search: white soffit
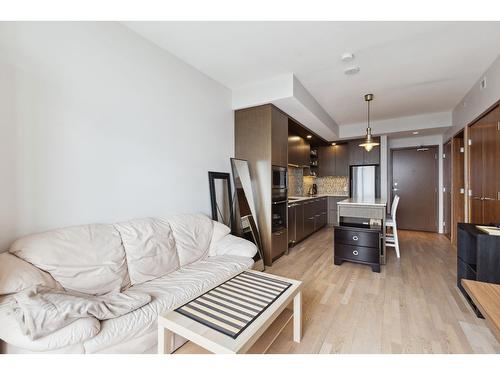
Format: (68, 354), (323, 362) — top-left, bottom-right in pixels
(339, 111), (452, 139)
(232, 74), (339, 140)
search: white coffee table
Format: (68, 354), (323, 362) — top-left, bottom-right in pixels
(158, 270), (302, 354)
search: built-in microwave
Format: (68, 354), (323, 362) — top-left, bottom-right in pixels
(272, 166), (287, 189)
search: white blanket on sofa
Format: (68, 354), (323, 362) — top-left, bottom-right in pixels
(10, 287), (151, 340)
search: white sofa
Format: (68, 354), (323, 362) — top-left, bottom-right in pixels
(0, 214), (257, 354)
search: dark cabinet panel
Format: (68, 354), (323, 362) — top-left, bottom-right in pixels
(348, 138), (380, 166)
(318, 146), (336, 176)
(335, 143), (349, 176)
(271, 228), (288, 260)
(288, 134), (310, 167)
(271, 108), (288, 167)
(349, 140), (365, 166)
(296, 202), (304, 241)
(318, 143), (349, 177)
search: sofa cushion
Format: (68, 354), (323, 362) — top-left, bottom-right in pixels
(83, 255), (253, 353)
(208, 221), (231, 256)
(168, 214), (213, 267)
(0, 253), (62, 295)
(210, 234), (258, 258)
(0, 295), (100, 352)
(9, 224), (128, 295)
(114, 218), (180, 285)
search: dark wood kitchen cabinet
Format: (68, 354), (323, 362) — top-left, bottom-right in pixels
(317, 143), (349, 177)
(288, 133), (310, 167)
(303, 200), (316, 237)
(271, 108), (288, 167)
(348, 138), (380, 166)
(289, 197), (328, 247)
(318, 146), (336, 176)
(335, 143), (349, 176)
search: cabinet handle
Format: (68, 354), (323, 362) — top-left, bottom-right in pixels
(352, 250), (359, 256)
(352, 235), (359, 241)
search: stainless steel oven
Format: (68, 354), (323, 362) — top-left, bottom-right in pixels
(272, 166), (287, 189)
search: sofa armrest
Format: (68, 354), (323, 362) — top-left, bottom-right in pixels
(209, 234), (257, 258)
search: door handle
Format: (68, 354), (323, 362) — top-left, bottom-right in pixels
(483, 197), (495, 201)
(392, 188), (399, 191)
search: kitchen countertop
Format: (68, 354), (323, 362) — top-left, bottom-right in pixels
(337, 198), (387, 206)
(288, 194), (348, 203)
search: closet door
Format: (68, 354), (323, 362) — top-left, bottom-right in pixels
(469, 122), (484, 224)
(482, 106), (500, 224)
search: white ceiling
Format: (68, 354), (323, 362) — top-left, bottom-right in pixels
(125, 21), (500, 127)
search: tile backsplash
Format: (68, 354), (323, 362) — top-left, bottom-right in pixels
(288, 167), (349, 196)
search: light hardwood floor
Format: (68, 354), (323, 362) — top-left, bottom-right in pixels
(176, 228), (500, 354)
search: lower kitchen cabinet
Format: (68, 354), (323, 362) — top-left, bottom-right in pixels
(327, 196), (347, 226)
(288, 196), (327, 247)
(271, 228), (288, 260)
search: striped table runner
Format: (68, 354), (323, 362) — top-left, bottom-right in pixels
(175, 271), (291, 339)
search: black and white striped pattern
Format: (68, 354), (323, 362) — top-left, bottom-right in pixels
(175, 271), (291, 338)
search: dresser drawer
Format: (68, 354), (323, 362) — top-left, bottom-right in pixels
(334, 243), (380, 264)
(334, 228), (380, 248)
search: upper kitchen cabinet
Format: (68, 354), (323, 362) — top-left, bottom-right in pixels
(318, 145), (336, 176)
(348, 138), (380, 165)
(271, 107), (288, 167)
(317, 143), (349, 177)
(288, 133), (310, 167)
(334, 143), (349, 176)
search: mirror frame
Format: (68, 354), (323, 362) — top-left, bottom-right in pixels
(208, 171), (235, 232)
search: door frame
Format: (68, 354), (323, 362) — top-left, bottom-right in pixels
(389, 145), (439, 232)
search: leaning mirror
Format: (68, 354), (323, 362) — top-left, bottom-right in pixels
(230, 158), (265, 271)
(208, 171), (235, 231)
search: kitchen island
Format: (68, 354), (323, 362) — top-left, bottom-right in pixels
(335, 198), (388, 269)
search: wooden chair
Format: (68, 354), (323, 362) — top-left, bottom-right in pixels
(385, 195), (400, 258)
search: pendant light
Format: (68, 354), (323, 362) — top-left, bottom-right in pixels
(359, 93), (379, 152)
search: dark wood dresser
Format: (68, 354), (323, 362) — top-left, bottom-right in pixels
(333, 224), (382, 273)
(457, 223), (500, 318)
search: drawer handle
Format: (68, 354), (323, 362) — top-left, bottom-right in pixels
(352, 235), (359, 241)
(352, 250), (359, 256)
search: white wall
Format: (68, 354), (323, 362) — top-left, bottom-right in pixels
(446, 53), (500, 140)
(0, 22), (233, 251)
(387, 134), (444, 234)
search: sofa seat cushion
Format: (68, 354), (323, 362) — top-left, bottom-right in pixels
(9, 224), (128, 295)
(0, 253), (63, 295)
(83, 255), (253, 353)
(168, 214), (213, 267)
(114, 218), (180, 285)
(0, 295), (100, 352)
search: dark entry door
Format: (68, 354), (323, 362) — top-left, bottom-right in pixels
(391, 146), (438, 232)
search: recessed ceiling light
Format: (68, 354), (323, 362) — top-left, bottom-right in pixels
(341, 52), (355, 62)
(344, 66), (360, 75)
(331, 142), (337, 146)
(306, 135), (312, 139)
(412, 131), (419, 135)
